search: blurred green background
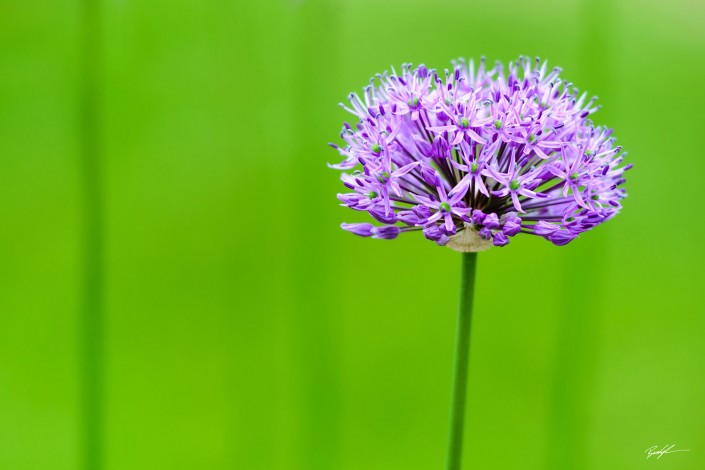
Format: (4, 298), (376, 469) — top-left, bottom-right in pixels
(1, 0), (705, 469)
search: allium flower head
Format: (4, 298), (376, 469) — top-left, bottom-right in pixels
(331, 57), (631, 251)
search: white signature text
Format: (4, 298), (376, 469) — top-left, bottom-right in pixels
(645, 444), (689, 460)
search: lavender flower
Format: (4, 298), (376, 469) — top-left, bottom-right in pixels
(331, 57), (630, 251)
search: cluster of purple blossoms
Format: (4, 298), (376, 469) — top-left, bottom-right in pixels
(331, 57), (630, 251)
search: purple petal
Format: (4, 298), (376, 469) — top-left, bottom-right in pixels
(478, 227), (493, 240)
(471, 209), (486, 225)
(492, 231), (510, 247)
(373, 226), (401, 239)
(533, 220), (560, 236)
(369, 208), (397, 224)
(483, 213), (500, 230)
(341, 223), (374, 237)
(423, 225), (444, 241)
(548, 230), (576, 246)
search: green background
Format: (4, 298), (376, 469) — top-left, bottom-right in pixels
(1, 0), (704, 469)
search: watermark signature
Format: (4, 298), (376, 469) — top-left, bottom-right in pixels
(645, 444), (689, 460)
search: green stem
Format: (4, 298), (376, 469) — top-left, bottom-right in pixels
(445, 252), (478, 470)
(80, 0), (103, 468)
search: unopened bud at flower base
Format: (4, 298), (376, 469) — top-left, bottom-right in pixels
(471, 209), (486, 225)
(483, 213), (500, 230)
(492, 231), (509, 247)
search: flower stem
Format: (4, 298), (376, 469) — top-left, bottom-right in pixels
(80, 0), (104, 468)
(445, 252), (478, 470)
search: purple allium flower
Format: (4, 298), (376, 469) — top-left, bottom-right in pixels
(332, 57), (630, 250)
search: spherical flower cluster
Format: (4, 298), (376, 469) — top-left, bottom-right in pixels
(330, 57), (630, 251)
